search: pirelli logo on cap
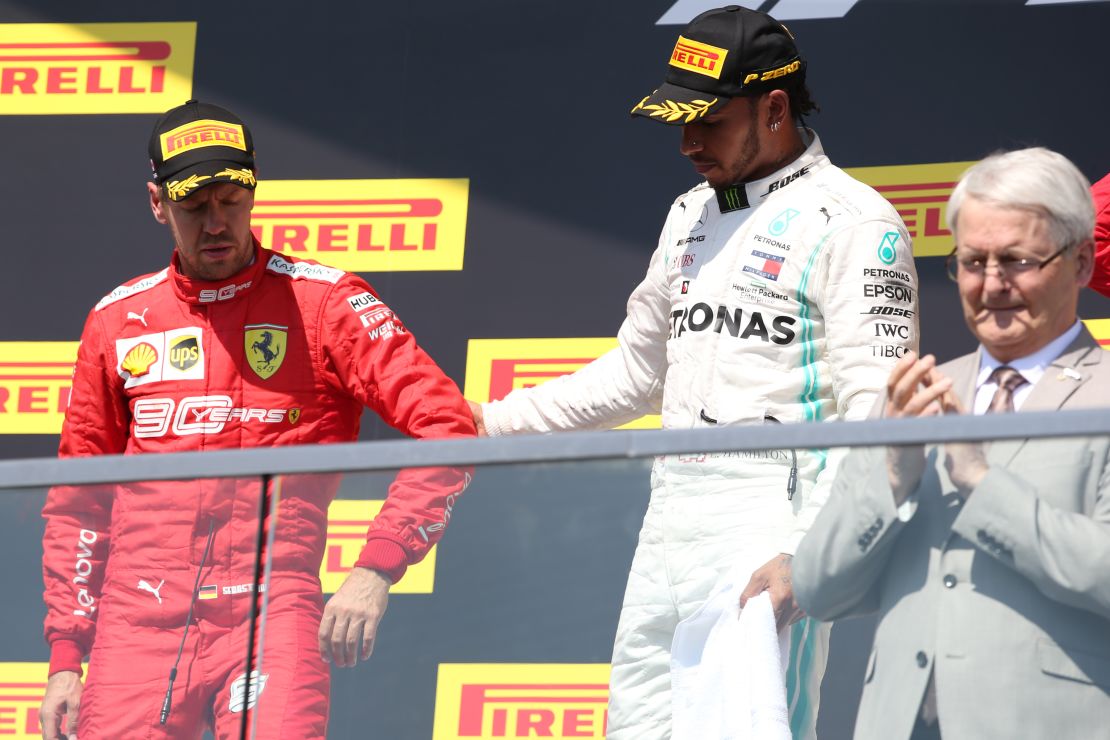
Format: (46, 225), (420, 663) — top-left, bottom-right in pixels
(845, 161), (975, 257)
(0, 22), (195, 115)
(321, 499), (435, 594)
(433, 664), (610, 739)
(1083, 319), (1110, 350)
(160, 119), (246, 160)
(463, 338), (660, 430)
(669, 35), (727, 79)
(250, 179), (470, 272)
(0, 342), (77, 435)
(0, 662), (84, 736)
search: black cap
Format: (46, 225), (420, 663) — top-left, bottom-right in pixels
(148, 100), (257, 201)
(631, 5), (805, 125)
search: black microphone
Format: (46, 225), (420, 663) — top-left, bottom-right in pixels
(159, 667), (177, 725)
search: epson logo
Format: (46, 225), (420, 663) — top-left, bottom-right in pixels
(863, 283), (915, 303)
(669, 303), (796, 345)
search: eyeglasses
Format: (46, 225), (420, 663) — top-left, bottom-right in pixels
(944, 244), (1071, 282)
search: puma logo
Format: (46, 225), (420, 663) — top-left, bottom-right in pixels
(127, 308), (150, 327)
(137, 579), (164, 604)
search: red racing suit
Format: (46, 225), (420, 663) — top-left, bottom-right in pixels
(1092, 172), (1110, 298)
(41, 243), (474, 738)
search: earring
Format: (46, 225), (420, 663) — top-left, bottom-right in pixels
(770, 121), (781, 133)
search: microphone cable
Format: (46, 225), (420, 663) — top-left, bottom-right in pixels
(159, 518), (216, 725)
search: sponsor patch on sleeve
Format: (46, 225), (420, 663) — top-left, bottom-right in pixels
(265, 254), (343, 284)
(95, 269), (170, 311)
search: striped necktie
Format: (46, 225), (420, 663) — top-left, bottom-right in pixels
(986, 365), (1029, 414)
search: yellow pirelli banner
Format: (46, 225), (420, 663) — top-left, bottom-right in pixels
(250, 178), (470, 272)
(434, 664), (610, 739)
(1084, 318), (1110, 350)
(0, 23), (195, 114)
(845, 161), (976, 258)
(320, 499), (435, 594)
(0, 663), (74, 737)
(463, 338), (660, 430)
(0, 342), (77, 434)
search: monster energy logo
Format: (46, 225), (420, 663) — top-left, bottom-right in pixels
(716, 185), (749, 213)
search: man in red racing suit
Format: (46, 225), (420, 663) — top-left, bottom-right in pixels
(39, 101), (475, 739)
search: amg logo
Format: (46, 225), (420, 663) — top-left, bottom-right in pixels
(669, 303), (796, 345)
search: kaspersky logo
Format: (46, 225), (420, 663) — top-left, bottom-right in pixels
(433, 664), (610, 739)
(0, 23), (195, 114)
(657, 0), (1107, 24)
(463, 338), (660, 430)
(0, 342), (77, 434)
(250, 178), (469, 272)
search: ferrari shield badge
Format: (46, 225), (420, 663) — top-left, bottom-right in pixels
(244, 324), (287, 380)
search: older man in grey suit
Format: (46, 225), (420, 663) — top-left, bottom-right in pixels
(792, 147), (1110, 740)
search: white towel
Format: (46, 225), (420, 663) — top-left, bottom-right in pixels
(671, 567), (792, 740)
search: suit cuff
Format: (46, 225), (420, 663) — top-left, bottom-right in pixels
(48, 640), (85, 678)
(481, 402), (511, 437)
(355, 536), (409, 583)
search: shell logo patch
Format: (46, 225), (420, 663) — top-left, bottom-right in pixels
(121, 342), (158, 378)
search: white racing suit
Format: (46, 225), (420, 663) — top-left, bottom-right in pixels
(483, 130), (918, 739)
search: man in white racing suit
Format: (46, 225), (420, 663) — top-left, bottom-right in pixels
(474, 7), (918, 738)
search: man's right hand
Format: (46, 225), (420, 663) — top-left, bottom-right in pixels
(883, 352), (953, 505)
(40, 670), (82, 740)
(467, 400), (487, 437)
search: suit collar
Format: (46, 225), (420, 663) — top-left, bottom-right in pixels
(987, 326), (1102, 465)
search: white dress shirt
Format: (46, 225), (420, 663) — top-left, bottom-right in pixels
(972, 320), (1082, 415)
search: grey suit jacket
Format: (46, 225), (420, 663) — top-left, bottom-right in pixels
(793, 327), (1110, 740)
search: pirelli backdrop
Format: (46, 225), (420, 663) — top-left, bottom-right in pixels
(0, 1), (1108, 738)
